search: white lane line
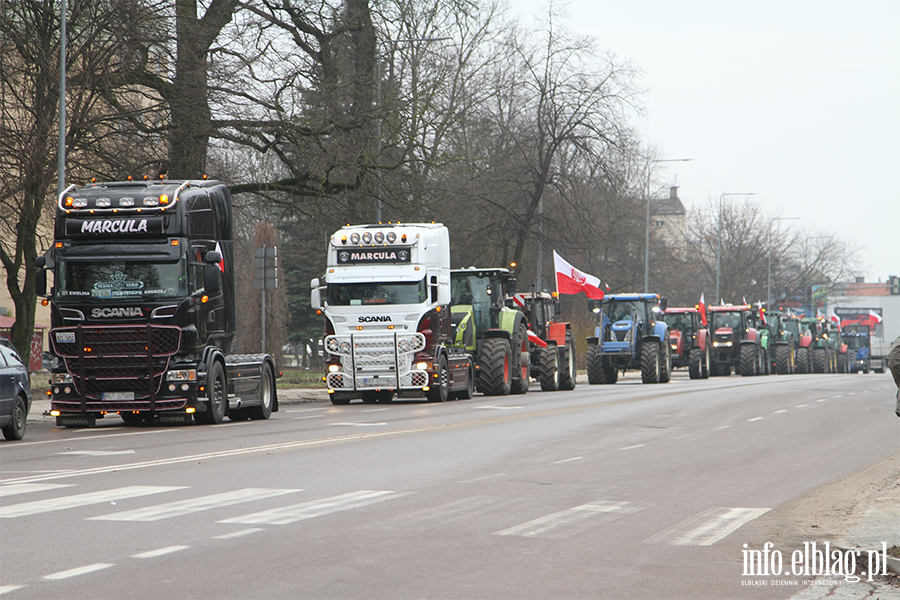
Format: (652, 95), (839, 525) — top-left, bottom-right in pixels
(748, 417), (764, 422)
(362, 408), (390, 413)
(795, 404), (807, 408)
(552, 456), (584, 464)
(331, 422), (387, 427)
(0, 586), (26, 596)
(90, 488), (301, 522)
(285, 407), (330, 413)
(475, 405), (522, 410)
(72, 428), (123, 433)
(213, 528), (264, 540)
(773, 410), (787, 414)
(833, 395), (843, 398)
(494, 501), (644, 539)
(0, 486), (186, 518)
(43, 563), (114, 580)
(8, 429), (178, 448)
(292, 415), (324, 420)
(714, 425), (731, 430)
(219, 490), (409, 526)
(816, 399), (827, 403)
(645, 507), (770, 546)
(132, 545), (189, 559)
(57, 450), (136, 456)
(619, 444), (646, 451)
(0, 483), (74, 498)
(848, 392), (857, 396)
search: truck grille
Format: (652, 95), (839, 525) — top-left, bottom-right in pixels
(51, 324), (181, 401)
(325, 332), (427, 390)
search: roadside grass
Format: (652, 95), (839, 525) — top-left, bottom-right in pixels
(278, 367), (326, 389)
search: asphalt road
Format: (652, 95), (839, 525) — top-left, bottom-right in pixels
(1, 372), (898, 600)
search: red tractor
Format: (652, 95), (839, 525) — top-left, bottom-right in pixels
(507, 292), (577, 391)
(707, 304), (766, 376)
(662, 307), (710, 379)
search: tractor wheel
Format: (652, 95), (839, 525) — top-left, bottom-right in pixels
(539, 345), (560, 391)
(558, 331), (577, 390)
(688, 348), (702, 379)
(740, 344), (757, 376)
(586, 344), (603, 384)
(775, 344), (790, 374)
(640, 341), (660, 384)
(701, 345), (710, 379)
(837, 353), (847, 374)
(796, 347), (810, 374)
(477, 338), (512, 395)
(813, 348), (827, 373)
(659, 342), (672, 383)
(510, 324), (531, 395)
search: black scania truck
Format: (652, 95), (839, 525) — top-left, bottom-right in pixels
(36, 178), (278, 427)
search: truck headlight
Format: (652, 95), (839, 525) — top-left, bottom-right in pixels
(415, 362), (431, 370)
(166, 369), (197, 382)
(328, 364), (341, 372)
(53, 373), (73, 384)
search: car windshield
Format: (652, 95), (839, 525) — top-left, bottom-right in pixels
(606, 300), (643, 323)
(56, 257), (189, 300)
(711, 311), (742, 330)
(327, 279), (427, 306)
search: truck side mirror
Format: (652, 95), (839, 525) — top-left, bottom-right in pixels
(554, 301), (561, 316)
(507, 278), (516, 295)
(659, 297), (668, 311)
(36, 269), (47, 296)
(310, 278), (323, 309)
(204, 264), (222, 294)
(437, 275), (450, 305)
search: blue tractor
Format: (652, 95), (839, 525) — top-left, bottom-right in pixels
(586, 293), (671, 384)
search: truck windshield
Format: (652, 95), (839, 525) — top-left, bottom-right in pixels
(327, 279), (427, 306)
(710, 312), (742, 330)
(57, 258), (188, 300)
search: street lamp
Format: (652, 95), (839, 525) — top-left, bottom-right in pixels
(767, 216), (801, 306)
(643, 158), (693, 292)
(715, 192), (756, 303)
(374, 36), (450, 223)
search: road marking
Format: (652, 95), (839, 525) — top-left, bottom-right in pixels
(0, 486), (185, 518)
(219, 490), (409, 526)
(774, 410), (787, 414)
(72, 428), (123, 433)
(476, 405), (522, 410)
(8, 429), (178, 448)
(0, 586), (25, 596)
(748, 417), (764, 422)
(644, 507), (770, 546)
(833, 395), (843, 398)
(495, 501), (644, 539)
(332, 422), (387, 427)
(285, 407), (330, 413)
(213, 528), (264, 540)
(619, 444), (646, 451)
(816, 399), (827, 403)
(714, 425), (731, 430)
(90, 488), (301, 522)
(795, 404), (807, 408)
(0, 483), (74, 498)
(552, 456), (584, 464)
(292, 415), (324, 420)
(43, 563), (114, 580)
(848, 392), (857, 396)
(368, 496), (517, 532)
(132, 545), (189, 559)
(57, 450), (136, 456)
(362, 408), (390, 413)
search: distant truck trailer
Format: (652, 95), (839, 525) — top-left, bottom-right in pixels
(834, 305), (897, 374)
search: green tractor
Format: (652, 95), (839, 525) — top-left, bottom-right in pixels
(450, 268), (530, 395)
(507, 292), (577, 391)
(799, 317), (834, 373)
(762, 309), (798, 374)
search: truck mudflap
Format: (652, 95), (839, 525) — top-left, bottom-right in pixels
(325, 332), (428, 390)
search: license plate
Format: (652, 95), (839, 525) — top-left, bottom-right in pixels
(55, 332), (76, 343)
(360, 377), (390, 388)
(103, 391), (135, 401)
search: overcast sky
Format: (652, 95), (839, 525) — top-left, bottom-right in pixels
(508, 0), (899, 282)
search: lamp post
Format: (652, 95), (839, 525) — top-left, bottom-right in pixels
(767, 216), (800, 306)
(374, 36), (450, 223)
(715, 192), (756, 303)
(643, 158), (693, 292)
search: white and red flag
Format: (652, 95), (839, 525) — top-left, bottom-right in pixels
(214, 241), (226, 272)
(829, 311), (841, 330)
(553, 251), (604, 300)
(698, 293), (708, 327)
(869, 309), (883, 324)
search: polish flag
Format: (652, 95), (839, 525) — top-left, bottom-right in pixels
(869, 309), (883, 324)
(698, 293), (708, 327)
(756, 301), (766, 326)
(829, 311), (841, 330)
(553, 251), (604, 299)
(214, 241), (226, 272)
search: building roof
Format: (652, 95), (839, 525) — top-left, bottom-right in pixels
(650, 186), (686, 216)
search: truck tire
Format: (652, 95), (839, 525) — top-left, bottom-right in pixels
(640, 341), (660, 384)
(539, 345), (560, 391)
(1, 395), (27, 440)
(796, 347), (810, 374)
(510, 324), (531, 395)
(659, 342), (672, 383)
(813, 347), (827, 373)
(426, 355), (450, 402)
(688, 348), (702, 379)
(330, 393), (351, 405)
(195, 361), (226, 424)
(837, 353), (847, 374)
(451, 363), (475, 400)
(558, 331), (577, 391)
(477, 338), (512, 396)
(248, 363), (275, 419)
(586, 344), (603, 384)
(740, 344), (757, 376)
(775, 344), (791, 374)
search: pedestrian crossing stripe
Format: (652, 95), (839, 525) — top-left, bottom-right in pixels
(218, 490), (410, 526)
(88, 488), (302, 522)
(0, 483), (74, 498)
(643, 507), (770, 546)
(0, 486), (185, 519)
(494, 501), (644, 539)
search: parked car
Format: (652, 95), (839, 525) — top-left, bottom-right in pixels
(1, 343), (32, 440)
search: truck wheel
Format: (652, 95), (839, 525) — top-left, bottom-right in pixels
(796, 347), (810, 374)
(477, 338), (512, 396)
(330, 392), (351, 405)
(426, 355), (450, 402)
(558, 332), (577, 391)
(640, 342), (660, 384)
(539, 345), (560, 391)
(586, 344), (603, 384)
(740, 344), (757, 376)
(249, 363), (274, 420)
(1, 395), (27, 440)
(195, 361), (226, 424)
(775, 344), (790, 374)
(510, 325), (531, 395)
(452, 363), (475, 400)
(813, 348), (827, 373)
(659, 342), (671, 383)
(688, 348), (702, 379)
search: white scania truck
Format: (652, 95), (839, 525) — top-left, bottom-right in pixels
(310, 223), (475, 404)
